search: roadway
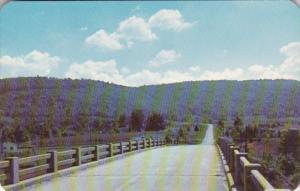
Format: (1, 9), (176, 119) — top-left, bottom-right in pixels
(22, 125), (228, 191)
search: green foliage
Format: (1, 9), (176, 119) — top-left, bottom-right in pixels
(237, 81), (250, 117)
(145, 112), (166, 131)
(164, 128), (173, 143)
(129, 109), (144, 132)
(99, 83), (114, 119)
(219, 81), (235, 121)
(151, 85), (166, 114)
(279, 129), (300, 160)
(290, 172), (300, 187)
(253, 80), (268, 125)
(0, 77), (300, 146)
(14, 126), (27, 144)
(177, 127), (188, 143)
(231, 116), (243, 142)
(134, 86), (148, 110)
(280, 130), (290, 155)
(201, 81), (217, 122)
(214, 120), (225, 142)
(168, 83), (184, 121)
(116, 87), (129, 117)
(244, 124), (257, 143)
(117, 114), (126, 129)
(276, 154), (296, 177)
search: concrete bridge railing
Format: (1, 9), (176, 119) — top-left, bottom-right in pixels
(218, 137), (291, 191)
(0, 138), (165, 187)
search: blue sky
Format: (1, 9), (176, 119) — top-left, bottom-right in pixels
(0, 1), (299, 86)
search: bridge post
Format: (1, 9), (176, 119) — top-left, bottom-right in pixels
(226, 143), (235, 162)
(94, 145), (100, 161)
(234, 150), (247, 184)
(120, 142), (123, 154)
(243, 163), (261, 191)
(47, 150), (58, 173)
(136, 140), (139, 150)
(109, 143), (113, 157)
(129, 141), (132, 152)
(7, 157), (19, 184)
(229, 146), (239, 172)
(74, 147), (82, 166)
(143, 139), (147, 149)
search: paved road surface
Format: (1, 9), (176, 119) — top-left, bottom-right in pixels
(22, 125), (227, 191)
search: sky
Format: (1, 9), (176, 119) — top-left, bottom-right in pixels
(0, 1), (299, 86)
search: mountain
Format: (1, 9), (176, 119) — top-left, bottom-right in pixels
(0, 77), (299, 136)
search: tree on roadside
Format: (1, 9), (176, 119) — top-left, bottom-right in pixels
(145, 112), (166, 131)
(14, 126), (25, 145)
(129, 109), (144, 132)
(234, 116), (243, 132)
(231, 117), (241, 141)
(164, 128), (173, 143)
(117, 114), (126, 129)
(177, 128), (188, 143)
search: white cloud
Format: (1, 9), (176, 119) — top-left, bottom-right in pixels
(125, 70), (162, 86)
(65, 59), (126, 85)
(149, 9), (195, 31)
(85, 29), (123, 51)
(4, 41), (297, 86)
(247, 42), (300, 80)
(117, 16), (157, 43)
(64, 59), (245, 86)
(188, 66), (201, 73)
(280, 42), (300, 57)
(121, 67), (130, 74)
(0, 50), (60, 78)
(85, 9), (194, 51)
(248, 65), (282, 79)
(64, 41), (300, 86)
(200, 68), (245, 80)
(279, 42), (300, 79)
(149, 49), (181, 67)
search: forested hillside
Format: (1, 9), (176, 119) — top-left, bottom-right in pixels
(0, 77), (299, 140)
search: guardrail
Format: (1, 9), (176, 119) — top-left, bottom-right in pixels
(0, 138), (165, 187)
(218, 137), (291, 191)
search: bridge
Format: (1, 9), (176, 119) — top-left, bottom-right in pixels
(0, 125), (296, 191)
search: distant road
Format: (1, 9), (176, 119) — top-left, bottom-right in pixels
(22, 125), (228, 191)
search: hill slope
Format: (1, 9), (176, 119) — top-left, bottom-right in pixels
(0, 77), (299, 135)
